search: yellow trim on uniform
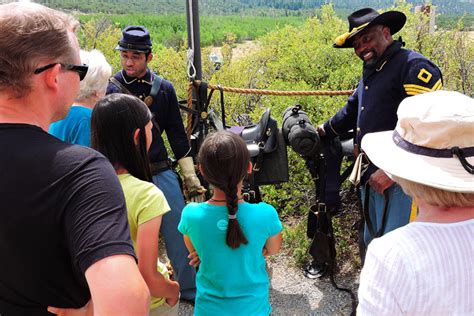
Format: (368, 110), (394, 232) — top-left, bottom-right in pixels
(417, 68), (432, 83)
(328, 119), (339, 136)
(432, 79), (443, 90)
(409, 201), (418, 222)
(405, 87), (432, 96)
(376, 60), (388, 72)
(403, 79), (443, 96)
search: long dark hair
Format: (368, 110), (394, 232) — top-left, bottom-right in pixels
(198, 131), (249, 249)
(91, 93), (152, 181)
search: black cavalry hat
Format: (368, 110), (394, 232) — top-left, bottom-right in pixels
(333, 8), (406, 48)
(115, 26), (152, 53)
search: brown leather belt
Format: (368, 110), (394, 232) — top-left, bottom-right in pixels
(150, 160), (170, 175)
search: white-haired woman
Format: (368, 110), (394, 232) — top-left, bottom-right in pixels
(357, 90), (474, 315)
(49, 49), (112, 146)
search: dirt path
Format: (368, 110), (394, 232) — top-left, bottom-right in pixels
(210, 40), (260, 63)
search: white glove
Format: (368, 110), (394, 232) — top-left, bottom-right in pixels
(178, 156), (206, 202)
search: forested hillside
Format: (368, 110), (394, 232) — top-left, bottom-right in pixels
(78, 14), (305, 48)
(37, 0), (474, 15)
(240, 0), (473, 15)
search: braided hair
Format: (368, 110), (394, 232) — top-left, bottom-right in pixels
(198, 131), (249, 249)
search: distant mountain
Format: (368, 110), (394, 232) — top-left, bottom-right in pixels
(234, 1), (473, 15)
(37, 0), (474, 15)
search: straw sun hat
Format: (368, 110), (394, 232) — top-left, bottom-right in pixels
(362, 90), (474, 193)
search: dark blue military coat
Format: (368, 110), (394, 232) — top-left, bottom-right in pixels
(323, 42), (443, 180)
(107, 69), (190, 164)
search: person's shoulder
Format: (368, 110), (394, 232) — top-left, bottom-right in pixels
(367, 225), (414, 258)
(70, 105), (92, 118)
(61, 139), (99, 154)
(122, 174), (163, 195)
(153, 74), (171, 86)
(400, 50), (442, 91)
(181, 202), (206, 222)
(403, 48), (425, 60)
(153, 74), (175, 92)
(106, 72), (124, 93)
(393, 48), (429, 64)
(73, 105), (92, 113)
(242, 202), (278, 215)
(256, 201), (277, 211)
(112, 71), (122, 80)
(183, 202), (203, 212)
(47, 141), (116, 185)
(59, 142), (107, 165)
(403, 49), (439, 68)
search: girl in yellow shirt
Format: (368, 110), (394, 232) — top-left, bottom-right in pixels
(91, 93), (181, 315)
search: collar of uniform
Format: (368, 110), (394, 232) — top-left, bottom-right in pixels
(121, 69), (153, 85)
(362, 40), (402, 79)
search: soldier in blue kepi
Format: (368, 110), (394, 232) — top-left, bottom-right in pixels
(317, 8), (443, 248)
(107, 25), (205, 302)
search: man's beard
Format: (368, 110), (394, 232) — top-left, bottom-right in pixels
(360, 49), (379, 67)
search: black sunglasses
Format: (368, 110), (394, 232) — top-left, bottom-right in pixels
(34, 63), (89, 81)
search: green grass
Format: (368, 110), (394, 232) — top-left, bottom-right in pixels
(78, 14), (306, 48)
(281, 219), (312, 267)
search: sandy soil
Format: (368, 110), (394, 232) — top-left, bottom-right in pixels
(210, 40), (260, 63)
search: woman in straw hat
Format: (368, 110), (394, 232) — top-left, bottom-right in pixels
(357, 90), (473, 315)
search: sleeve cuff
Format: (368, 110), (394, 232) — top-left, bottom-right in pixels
(78, 242), (137, 275)
(323, 119), (339, 139)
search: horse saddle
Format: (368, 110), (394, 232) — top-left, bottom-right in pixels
(210, 109), (278, 158)
(210, 108), (288, 185)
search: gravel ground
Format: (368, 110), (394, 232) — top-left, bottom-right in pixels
(175, 188), (362, 315)
(178, 253), (359, 315)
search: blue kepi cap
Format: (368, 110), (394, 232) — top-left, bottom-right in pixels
(115, 26), (152, 53)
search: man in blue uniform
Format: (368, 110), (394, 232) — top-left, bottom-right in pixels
(107, 26), (205, 301)
(318, 8), (443, 246)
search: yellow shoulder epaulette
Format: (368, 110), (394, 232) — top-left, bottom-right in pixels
(404, 78), (442, 96)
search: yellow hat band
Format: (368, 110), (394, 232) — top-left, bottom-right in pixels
(334, 22), (369, 46)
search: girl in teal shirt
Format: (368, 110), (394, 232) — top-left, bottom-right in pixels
(178, 131), (283, 315)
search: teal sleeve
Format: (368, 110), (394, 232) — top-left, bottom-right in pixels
(71, 118), (91, 147)
(178, 203), (192, 235)
(262, 203), (282, 236)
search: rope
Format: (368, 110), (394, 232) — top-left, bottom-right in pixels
(186, 0), (196, 80)
(185, 0), (196, 139)
(186, 81), (194, 137)
(187, 49), (196, 80)
(185, 80), (354, 137)
(193, 81), (354, 96)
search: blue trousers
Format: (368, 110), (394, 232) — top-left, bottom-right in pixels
(152, 169), (196, 300)
(360, 183), (412, 246)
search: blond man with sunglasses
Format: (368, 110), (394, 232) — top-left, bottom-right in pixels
(0, 3), (150, 315)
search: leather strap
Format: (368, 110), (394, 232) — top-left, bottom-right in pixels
(218, 85), (226, 130)
(109, 77), (133, 95)
(110, 75), (163, 135)
(363, 183), (376, 238)
(150, 160), (170, 175)
(147, 75), (163, 133)
(150, 75), (163, 99)
(363, 182), (390, 239)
